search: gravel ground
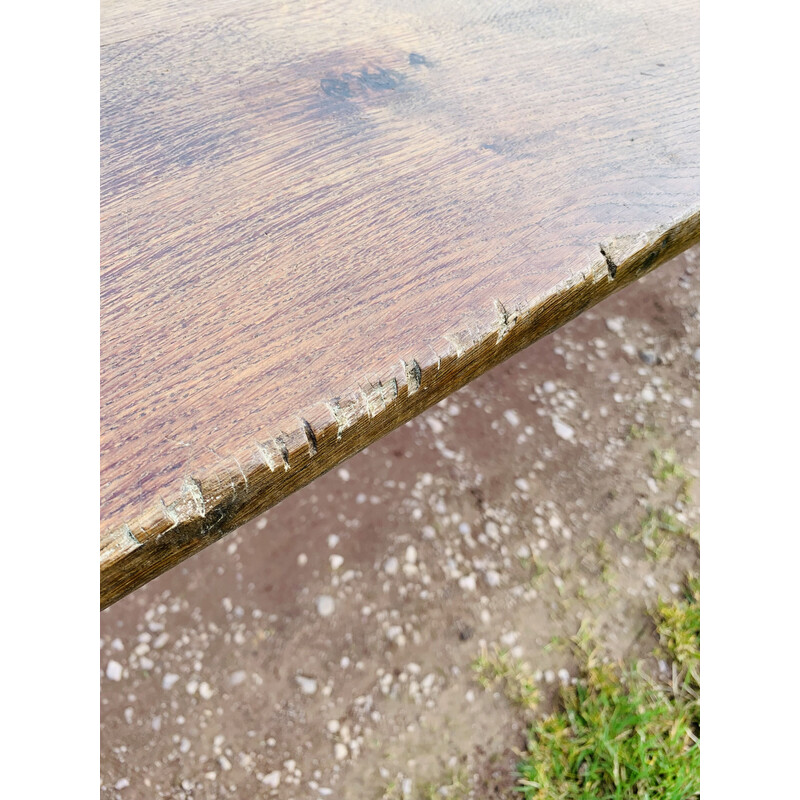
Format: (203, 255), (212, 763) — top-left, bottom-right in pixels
(101, 246), (700, 799)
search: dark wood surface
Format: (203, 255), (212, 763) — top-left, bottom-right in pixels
(100, 0), (699, 608)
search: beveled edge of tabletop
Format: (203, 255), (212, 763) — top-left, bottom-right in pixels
(101, 206), (700, 609)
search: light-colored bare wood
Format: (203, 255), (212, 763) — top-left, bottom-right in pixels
(100, 0), (699, 608)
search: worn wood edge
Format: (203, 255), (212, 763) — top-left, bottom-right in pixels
(100, 206), (699, 609)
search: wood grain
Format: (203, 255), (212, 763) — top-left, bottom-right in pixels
(100, 0), (700, 609)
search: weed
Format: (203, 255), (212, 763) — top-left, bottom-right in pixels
(515, 579), (700, 799)
(472, 647), (539, 711)
(651, 447), (693, 501)
(628, 423), (659, 440)
(420, 767), (470, 799)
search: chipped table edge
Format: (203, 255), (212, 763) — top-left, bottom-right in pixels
(100, 207), (700, 609)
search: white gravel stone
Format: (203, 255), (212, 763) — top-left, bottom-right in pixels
(383, 556), (399, 576)
(504, 409), (521, 427)
(139, 656), (154, 670)
(327, 719), (340, 734)
(338, 468), (350, 481)
(544, 669), (556, 684)
(186, 679), (198, 695)
(153, 632), (170, 649)
(458, 574), (477, 592)
(426, 417), (444, 434)
(605, 316), (624, 334)
(422, 525), (436, 540)
(198, 682), (214, 699)
(262, 770), (281, 788)
(162, 673), (179, 690)
(297, 553), (308, 566)
(641, 386), (656, 403)
(557, 668), (570, 685)
(114, 778), (129, 790)
(218, 755), (232, 772)
(334, 743), (348, 761)
(515, 477), (530, 492)
(111, 638), (124, 651)
(295, 675), (318, 695)
(386, 625), (405, 643)
(552, 418), (576, 442)
(316, 595), (336, 617)
(106, 660), (123, 681)
(543, 380), (557, 393)
(230, 670), (247, 686)
(405, 545), (418, 564)
(329, 554), (344, 570)
(327, 534), (340, 548)
(484, 570), (501, 588)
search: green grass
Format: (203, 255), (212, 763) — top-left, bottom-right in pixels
(472, 646), (539, 711)
(514, 579), (700, 800)
(651, 448), (693, 503)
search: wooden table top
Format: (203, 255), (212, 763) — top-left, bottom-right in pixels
(100, 0), (699, 608)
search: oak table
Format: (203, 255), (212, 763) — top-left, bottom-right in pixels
(101, 0), (699, 609)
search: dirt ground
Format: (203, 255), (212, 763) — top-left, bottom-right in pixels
(100, 246), (700, 799)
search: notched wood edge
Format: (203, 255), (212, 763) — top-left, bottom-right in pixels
(100, 206), (699, 609)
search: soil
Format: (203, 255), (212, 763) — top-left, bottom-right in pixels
(100, 246), (700, 799)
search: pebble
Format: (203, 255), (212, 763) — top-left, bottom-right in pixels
(458, 574), (477, 592)
(639, 349), (658, 365)
(106, 661), (123, 681)
(230, 670), (247, 686)
(297, 553), (308, 566)
(386, 625), (405, 644)
(605, 316), (624, 334)
(334, 743), (348, 761)
(329, 554), (344, 570)
(316, 595), (336, 617)
(484, 570), (501, 588)
(553, 418), (576, 442)
(543, 381), (557, 393)
(326, 719), (340, 734)
(544, 669), (556, 684)
(162, 673), (179, 690)
(516, 544), (531, 559)
(338, 468), (350, 481)
(692, 347), (700, 362)
(405, 545), (418, 565)
(426, 417), (444, 434)
(327, 534), (340, 548)
(515, 477), (530, 492)
(383, 557), (399, 576)
(296, 675), (318, 695)
(198, 682), (213, 699)
(504, 409), (521, 427)
(644, 574), (657, 589)
(139, 656), (154, 670)
(261, 769), (281, 789)
(422, 525), (436, 540)
(256, 517), (268, 530)
(557, 668), (570, 685)
(111, 638), (124, 651)
(465, 689), (475, 702)
(153, 632), (170, 649)
(114, 778), (130, 790)
(641, 386), (656, 403)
